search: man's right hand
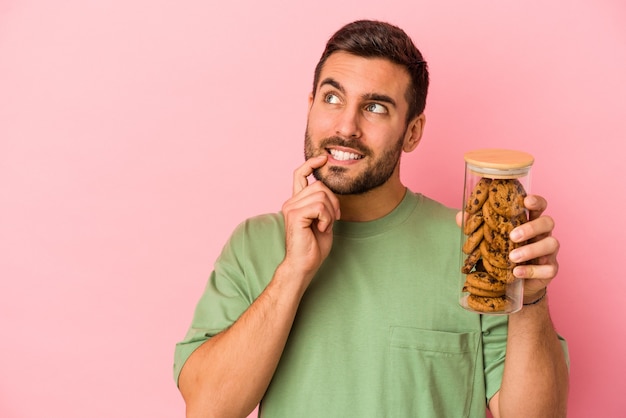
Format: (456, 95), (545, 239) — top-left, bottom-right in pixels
(280, 155), (341, 287)
(179, 155), (340, 418)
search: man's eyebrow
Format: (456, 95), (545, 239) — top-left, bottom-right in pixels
(363, 93), (396, 108)
(319, 77), (397, 109)
(319, 77), (344, 93)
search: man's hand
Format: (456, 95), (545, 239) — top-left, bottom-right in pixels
(456, 194), (560, 301)
(508, 194), (559, 301)
(178, 155), (341, 418)
(280, 155), (341, 286)
(489, 195), (568, 418)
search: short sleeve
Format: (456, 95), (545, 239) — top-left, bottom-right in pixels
(172, 224), (256, 385)
(172, 214), (285, 386)
(480, 314), (570, 404)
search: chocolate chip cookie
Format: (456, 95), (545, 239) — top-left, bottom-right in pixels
(462, 225), (484, 255)
(461, 247), (482, 274)
(467, 294), (508, 313)
(482, 222), (519, 255)
(463, 210), (484, 235)
(482, 199), (527, 236)
(479, 239), (514, 269)
(481, 254), (516, 283)
(465, 177), (492, 214)
(463, 271), (506, 297)
(488, 178), (527, 217)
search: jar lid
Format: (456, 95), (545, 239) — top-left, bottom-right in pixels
(464, 148), (534, 178)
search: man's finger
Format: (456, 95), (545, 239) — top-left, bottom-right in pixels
(293, 155), (328, 196)
(525, 194), (547, 221)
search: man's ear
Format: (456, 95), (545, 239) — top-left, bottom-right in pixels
(403, 113), (426, 152)
(308, 92), (314, 110)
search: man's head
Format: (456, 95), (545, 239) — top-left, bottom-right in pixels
(304, 21), (428, 196)
(312, 20), (429, 123)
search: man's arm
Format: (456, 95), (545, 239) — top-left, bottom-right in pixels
(489, 195), (569, 417)
(178, 155), (339, 418)
(489, 294), (569, 417)
(178, 261), (310, 418)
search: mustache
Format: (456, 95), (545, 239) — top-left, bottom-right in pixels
(319, 136), (372, 156)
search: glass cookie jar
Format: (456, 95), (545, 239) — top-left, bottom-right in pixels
(459, 148), (534, 315)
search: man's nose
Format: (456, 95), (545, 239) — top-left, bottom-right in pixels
(335, 107), (362, 139)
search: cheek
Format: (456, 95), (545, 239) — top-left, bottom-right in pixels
(308, 109), (336, 135)
(369, 125), (404, 147)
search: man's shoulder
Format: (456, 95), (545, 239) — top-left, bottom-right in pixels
(244, 211), (284, 227)
(409, 191), (458, 219)
(219, 212), (286, 262)
(231, 212), (285, 239)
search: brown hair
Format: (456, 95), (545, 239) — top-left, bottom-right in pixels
(312, 20), (429, 122)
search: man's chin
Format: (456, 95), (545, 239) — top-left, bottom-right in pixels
(313, 168), (352, 195)
(315, 174), (371, 196)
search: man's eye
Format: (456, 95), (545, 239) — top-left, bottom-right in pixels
(365, 103), (387, 114)
(324, 93), (340, 104)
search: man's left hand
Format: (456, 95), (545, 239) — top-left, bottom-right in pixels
(456, 194), (560, 302)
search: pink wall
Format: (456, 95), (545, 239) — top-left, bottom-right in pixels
(1, 1), (624, 417)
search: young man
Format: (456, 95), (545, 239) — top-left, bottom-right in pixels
(174, 20), (569, 417)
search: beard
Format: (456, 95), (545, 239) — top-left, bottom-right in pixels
(304, 128), (405, 195)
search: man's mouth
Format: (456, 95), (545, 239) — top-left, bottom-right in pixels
(328, 148), (364, 161)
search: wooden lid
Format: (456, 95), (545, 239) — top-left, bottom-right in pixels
(464, 148), (534, 178)
(464, 148), (534, 169)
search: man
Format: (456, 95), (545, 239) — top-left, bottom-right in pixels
(174, 20), (569, 417)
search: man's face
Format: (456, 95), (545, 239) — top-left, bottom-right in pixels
(305, 51), (413, 195)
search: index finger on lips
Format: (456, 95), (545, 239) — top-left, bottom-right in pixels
(292, 155), (328, 196)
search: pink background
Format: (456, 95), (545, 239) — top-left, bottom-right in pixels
(1, 1), (625, 417)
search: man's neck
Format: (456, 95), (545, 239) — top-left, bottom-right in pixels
(337, 180), (407, 222)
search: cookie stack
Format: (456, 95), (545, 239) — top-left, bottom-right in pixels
(461, 177), (528, 313)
